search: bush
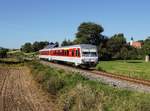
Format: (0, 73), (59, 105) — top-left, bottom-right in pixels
(58, 83), (104, 111)
(29, 61), (150, 111)
(0, 48), (8, 58)
(45, 75), (65, 95)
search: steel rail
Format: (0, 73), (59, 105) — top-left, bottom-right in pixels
(41, 60), (150, 87)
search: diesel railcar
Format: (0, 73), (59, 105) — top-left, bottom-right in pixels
(39, 44), (98, 67)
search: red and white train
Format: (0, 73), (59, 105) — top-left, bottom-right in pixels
(39, 44), (98, 67)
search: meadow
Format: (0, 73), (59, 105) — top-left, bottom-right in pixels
(28, 61), (150, 111)
(96, 60), (150, 80)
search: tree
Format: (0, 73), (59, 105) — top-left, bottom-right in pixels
(39, 41), (49, 49)
(54, 42), (59, 47)
(32, 41), (49, 51)
(142, 37), (150, 55)
(21, 42), (33, 53)
(97, 36), (110, 60)
(61, 39), (73, 46)
(120, 47), (128, 60)
(74, 22), (104, 45)
(21, 41), (50, 52)
(32, 41), (40, 51)
(141, 37), (150, 62)
(0, 48), (8, 58)
(106, 33), (127, 58)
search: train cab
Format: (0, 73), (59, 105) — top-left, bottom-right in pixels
(39, 44), (98, 67)
(80, 44), (98, 67)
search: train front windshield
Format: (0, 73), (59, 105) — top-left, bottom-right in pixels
(82, 51), (97, 57)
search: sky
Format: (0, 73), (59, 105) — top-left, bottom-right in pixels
(0, 0), (150, 48)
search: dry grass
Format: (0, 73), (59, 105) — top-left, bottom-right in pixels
(29, 61), (150, 111)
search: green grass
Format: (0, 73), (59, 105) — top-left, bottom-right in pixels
(0, 58), (21, 64)
(96, 60), (150, 80)
(28, 61), (150, 111)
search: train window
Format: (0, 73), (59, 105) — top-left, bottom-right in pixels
(64, 50), (66, 56)
(76, 49), (80, 57)
(76, 50), (78, 56)
(60, 50), (61, 56)
(58, 50), (59, 55)
(67, 50), (69, 56)
(59, 50), (61, 55)
(82, 52), (97, 57)
(78, 48), (80, 57)
(72, 50), (74, 56)
(56, 50), (57, 55)
(62, 50), (64, 56)
(56, 50), (58, 56)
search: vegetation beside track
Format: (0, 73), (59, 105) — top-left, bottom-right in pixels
(96, 60), (150, 80)
(28, 61), (150, 111)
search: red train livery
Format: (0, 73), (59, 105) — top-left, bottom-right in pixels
(39, 44), (98, 67)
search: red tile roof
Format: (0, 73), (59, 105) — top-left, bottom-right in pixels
(131, 41), (143, 48)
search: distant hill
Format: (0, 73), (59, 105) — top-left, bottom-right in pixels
(0, 47), (9, 50)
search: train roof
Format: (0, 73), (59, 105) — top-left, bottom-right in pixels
(39, 44), (96, 51)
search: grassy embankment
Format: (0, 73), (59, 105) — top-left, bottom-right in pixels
(96, 60), (150, 80)
(28, 61), (150, 111)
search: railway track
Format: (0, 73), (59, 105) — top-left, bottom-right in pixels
(40, 61), (150, 92)
(91, 70), (150, 86)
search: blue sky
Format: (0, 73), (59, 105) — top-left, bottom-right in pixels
(0, 0), (150, 48)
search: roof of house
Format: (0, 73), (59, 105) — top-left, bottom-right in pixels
(131, 41), (143, 48)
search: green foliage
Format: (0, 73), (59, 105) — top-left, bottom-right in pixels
(74, 22), (104, 45)
(0, 48), (8, 58)
(120, 47), (128, 60)
(142, 37), (150, 55)
(59, 84), (104, 111)
(21, 41), (50, 53)
(61, 39), (73, 46)
(21, 42), (33, 53)
(29, 61), (150, 111)
(98, 33), (145, 60)
(106, 33), (127, 58)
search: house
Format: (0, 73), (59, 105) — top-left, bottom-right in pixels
(130, 37), (143, 48)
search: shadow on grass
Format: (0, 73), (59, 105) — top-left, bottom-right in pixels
(0, 60), (21, 64)
(0, 59), (31, 64)
(127, 61), (142, 63)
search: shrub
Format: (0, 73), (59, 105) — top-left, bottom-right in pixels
(29, 61), (150, 111)
(45, 75), (65, 95)
(58, 83), (104, 111)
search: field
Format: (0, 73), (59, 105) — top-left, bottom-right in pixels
(1, 59), (150, 111)
(0, 64), (54, 111)
(96, 60), (150, 80)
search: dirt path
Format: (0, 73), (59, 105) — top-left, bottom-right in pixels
(0, 66), (53, 111)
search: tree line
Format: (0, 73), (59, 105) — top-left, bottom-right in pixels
(0, 47), (9, 58)
(21, 41), (59, 53)
(20, 22), (150, 60)
(61, 22), (150, 60)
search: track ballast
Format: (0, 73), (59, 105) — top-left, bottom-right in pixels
(40, 60), (150, 93)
